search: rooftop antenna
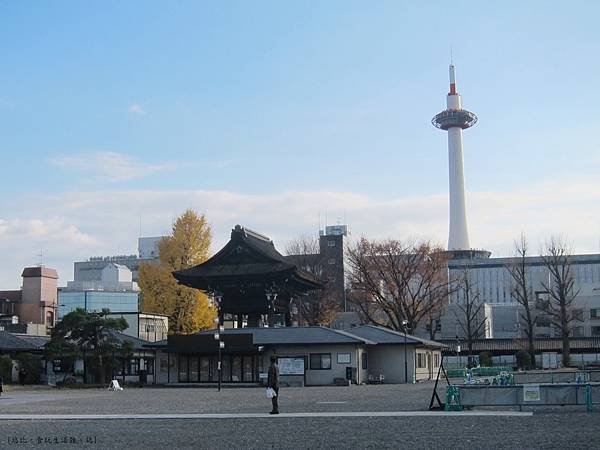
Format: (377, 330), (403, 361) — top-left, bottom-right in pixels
(450, 45), (453, 65)
(139, 216), (142, 238)
(318, 210), (321, 235)
(37, 248), (43, 267)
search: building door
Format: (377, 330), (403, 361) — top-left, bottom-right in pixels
(427, 353), (433, 379)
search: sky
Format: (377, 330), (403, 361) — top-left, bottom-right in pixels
(1, 1), (600, 288)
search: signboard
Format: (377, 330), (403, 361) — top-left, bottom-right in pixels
(523, 385), (541, 402)
(337, 353), (351, 364)
(278, 357), (305, 375)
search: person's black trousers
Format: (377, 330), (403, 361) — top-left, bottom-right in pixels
(271, 387), (279, 412)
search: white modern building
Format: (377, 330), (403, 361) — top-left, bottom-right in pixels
(440, 253), (600, 340)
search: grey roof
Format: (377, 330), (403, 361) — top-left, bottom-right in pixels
(0, 331), (49, 351)
(197, 326), (375, 345)
(108, 331), (152, 350)
(346, 325), (446, 348)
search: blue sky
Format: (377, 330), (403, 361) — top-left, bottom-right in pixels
(1, 1), (600, 287)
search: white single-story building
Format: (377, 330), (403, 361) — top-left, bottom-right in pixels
(149, 325), (445, 386)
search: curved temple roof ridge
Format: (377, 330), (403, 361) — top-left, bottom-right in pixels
(234, 224), (272, 243)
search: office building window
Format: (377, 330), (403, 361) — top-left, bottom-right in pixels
(591, 326), (600, 336)
(328, 258), (336, 265)
(310, 354), (331, 370)
(572, 327), (584, 337)
(591, 309), (600, 320)
(572, 309), (584, 322)
(327, 241), (335, 247)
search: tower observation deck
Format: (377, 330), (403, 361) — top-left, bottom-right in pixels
(432, 64), (477, 251)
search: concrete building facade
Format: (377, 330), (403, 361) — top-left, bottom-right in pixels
(0, 267), (58, 332)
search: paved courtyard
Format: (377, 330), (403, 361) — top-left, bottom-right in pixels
(0, 382), (598, 449)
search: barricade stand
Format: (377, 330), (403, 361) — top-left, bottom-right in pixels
(429, 355), (452, 410)
(445, 386), (463, 411)
(585, 385), (593, 412)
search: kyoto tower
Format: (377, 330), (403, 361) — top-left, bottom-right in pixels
(432, 64), (478, 251)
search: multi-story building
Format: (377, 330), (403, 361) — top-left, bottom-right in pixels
(438, 253), (600, 340)
(285, 225), (348, 322)
(73, 236), (164, 283)
(318, 225), (348, 309)
(0, 267), (58, 333)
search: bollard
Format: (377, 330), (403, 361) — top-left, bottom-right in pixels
(585, 384), (593, 412)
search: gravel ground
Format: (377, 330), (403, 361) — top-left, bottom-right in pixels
(0, 383), (598, 449)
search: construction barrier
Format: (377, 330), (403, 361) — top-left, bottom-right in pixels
(445, 383), (600, 412)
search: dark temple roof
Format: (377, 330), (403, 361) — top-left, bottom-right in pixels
(173, 225), (324, 292)
(0, 331), (49, 351)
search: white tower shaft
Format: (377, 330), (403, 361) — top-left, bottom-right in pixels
(447, 127), (470, 250)
(432, 64), (477, 251)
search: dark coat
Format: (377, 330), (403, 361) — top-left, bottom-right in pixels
(267, 364), (279, 390)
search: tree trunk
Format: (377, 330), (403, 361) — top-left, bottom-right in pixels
(562, 332), (571, 367)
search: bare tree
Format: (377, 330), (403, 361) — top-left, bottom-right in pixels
(345, 237), (452, 333)
(506, 234), (536, 368)
(540, 236), (580, 367)
(424, 291), (445, 340)
(453, 269), (486, 367)
(285, 235), (340, 326)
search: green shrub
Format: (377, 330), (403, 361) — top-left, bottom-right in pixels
(15, 353), (43, 384)
(0, 355), (12, 382)
(478, 351), (493, 367)
(515, 350), (531, 369)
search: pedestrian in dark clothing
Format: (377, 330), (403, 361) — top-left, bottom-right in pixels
(0, 374), (3, 397)
(19, 369), (27, 386)
(267, 355), (280, 414)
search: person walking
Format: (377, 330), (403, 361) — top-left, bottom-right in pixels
(267, 355), (280, 414)
(0, 374), (3, 397)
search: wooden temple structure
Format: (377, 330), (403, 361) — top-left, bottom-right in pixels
(173, 225), (324, 327)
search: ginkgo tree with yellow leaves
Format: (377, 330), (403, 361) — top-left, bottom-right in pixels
(139, 209), (217, 334)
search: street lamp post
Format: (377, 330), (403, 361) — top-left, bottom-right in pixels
(213, 293), (224, 392)
(456, 335), (462, 368)
(402, 320), (409, 383)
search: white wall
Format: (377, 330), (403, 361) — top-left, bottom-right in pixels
(263, 344), (363, 386)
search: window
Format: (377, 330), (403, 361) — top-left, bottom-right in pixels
(416, 353), (426, 369)
(361, 353), (368, 370)
(145, 358), (154, 375)
(327, 241), (336, 247)
(310, 353), (331, 370)
(434, 354), (440, 368)
(337, 353), (351, 364)
(591, 326), (600, 336)
(328, 258), (336, 265)
(572, 309), (584, 322)
(591, 309), (600, 320)
(572, 327), (585, 337)
(536, 316), (551, 327)
(129, 358), (140, 376)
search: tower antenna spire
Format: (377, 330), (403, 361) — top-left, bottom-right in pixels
(450, 45), (453, 65)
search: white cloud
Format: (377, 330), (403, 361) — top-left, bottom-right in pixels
(1, 175), (600, 289)
(129, 103), (145, 115)
(50, 151), (175, 182)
